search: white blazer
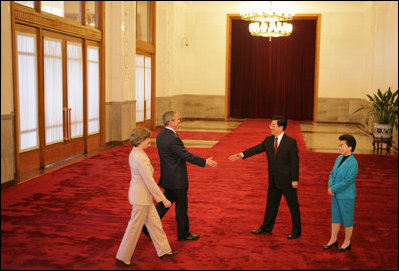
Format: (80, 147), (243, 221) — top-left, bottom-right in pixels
(128, 147), (166, 205)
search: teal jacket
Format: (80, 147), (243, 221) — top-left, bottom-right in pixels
(328, 155), (358, 200)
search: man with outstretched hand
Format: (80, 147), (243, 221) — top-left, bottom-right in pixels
(143, 111), (217, 241)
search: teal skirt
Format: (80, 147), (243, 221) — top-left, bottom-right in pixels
(331, 197), (355, 227)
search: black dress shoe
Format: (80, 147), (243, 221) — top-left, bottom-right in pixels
(159, 250), (178, 258)
(251, 228), (272, 234)
(287, 233), (301, 239)
(178, 233), (199, 241)
(337, 243), (351, 252)
(116, 258), (137, 267)
(322, 240), (338, 249)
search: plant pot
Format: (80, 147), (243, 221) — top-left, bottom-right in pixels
(373, 123), (393, 139)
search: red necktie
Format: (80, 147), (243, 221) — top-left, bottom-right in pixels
(274, 137), (278, 155)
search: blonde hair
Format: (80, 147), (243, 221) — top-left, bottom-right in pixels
(130, 127), (151, 147)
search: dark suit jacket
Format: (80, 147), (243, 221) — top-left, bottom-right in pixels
(157, 128), (206, 189)
(242, 133), (299, 189)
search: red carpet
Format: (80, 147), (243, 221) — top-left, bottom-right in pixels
(1, 119), (398, 270)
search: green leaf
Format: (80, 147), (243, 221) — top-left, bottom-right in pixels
(353, 87), (398, 130)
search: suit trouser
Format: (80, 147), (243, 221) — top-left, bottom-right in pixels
(116, 205), (171, 263)
(262, 184), (301, 235)
(155, 188), (190, 239)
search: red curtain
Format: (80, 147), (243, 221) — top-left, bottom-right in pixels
(230, 19), (316, 121)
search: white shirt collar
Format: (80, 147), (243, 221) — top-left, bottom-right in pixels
(275, 132), (284, 145)
(165, 126), (176, 134)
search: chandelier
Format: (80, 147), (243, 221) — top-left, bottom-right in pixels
(240, 1), (294, 41)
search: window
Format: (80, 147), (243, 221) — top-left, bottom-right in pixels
(136, 56), (145, 122)
(136, 1), (152, 43)
(87, 46), (100, 134)
(135, 55), (151, 122)
(64, 1), (81, 22)
(136, 1), (154, 129)
(67, 42), (83, 138)
(86, 1), (98, 27)
(44, 37), (63, 145)
(41, 1), (81, 22)
(14, 1), (34, 8)
(16, 32), (39, 151)
(145, 56), (151, 120)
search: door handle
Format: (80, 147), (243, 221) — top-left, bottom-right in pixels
(68, 108), (72, 141)
(63, 107), (72, 141)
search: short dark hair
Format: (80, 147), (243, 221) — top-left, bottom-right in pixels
(339, 134), (357, 152)
(272, 115), (287, 130)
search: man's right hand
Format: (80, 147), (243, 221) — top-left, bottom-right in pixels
(206, 157), (218, 167)
(228, 153), (242, 161)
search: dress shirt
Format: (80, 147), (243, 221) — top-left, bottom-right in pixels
(275, 132), (284, 147)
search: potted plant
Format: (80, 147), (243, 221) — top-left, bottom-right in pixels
(354, 87), (398, 139)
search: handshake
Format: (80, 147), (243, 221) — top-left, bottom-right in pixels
(205, 153), (243, 168)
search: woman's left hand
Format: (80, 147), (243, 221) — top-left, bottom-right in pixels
(162, 199), (172, 208)
(328, 187), (335, 196)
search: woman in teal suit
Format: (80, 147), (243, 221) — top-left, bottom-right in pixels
(323, 134), (358, 252)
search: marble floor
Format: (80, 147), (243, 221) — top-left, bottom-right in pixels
(149, 119), (243, 148)
(177, 119), (396, 155)
(300, 122), (379, 154)
(178, 119), (243, 133)
(16, 119), (396, 185)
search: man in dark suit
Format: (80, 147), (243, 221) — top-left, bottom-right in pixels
(229, 116), (301, 239)
(143, 111), (217, 241)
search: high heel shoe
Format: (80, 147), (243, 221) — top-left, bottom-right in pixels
(115, 258), (137, 266)
(322, 240), (338, 249)
(159, 250), (178, 259)
(337, 243), (351, 252)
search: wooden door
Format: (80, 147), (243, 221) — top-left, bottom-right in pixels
(14, 27), (98, 174)
(41, 31), (85, 166)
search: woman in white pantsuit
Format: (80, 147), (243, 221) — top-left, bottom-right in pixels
(116, 128), (177, 267)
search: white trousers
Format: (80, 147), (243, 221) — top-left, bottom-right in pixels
(116, 204), (172, 262)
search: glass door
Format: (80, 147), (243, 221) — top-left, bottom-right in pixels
(12, 2), (105, 178)
(135, 54), (152, 129)
(41, 31), (85, 166)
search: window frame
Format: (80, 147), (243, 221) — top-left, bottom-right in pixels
(136, 1), (156, 130)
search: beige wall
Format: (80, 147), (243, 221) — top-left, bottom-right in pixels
(156, 1), (227, 98)
(1, 1), (15, 184)
(105, 1), (136, 143)
(155, 1), (398, 123)
(1, 1), (13, 115)
(156, 95), (225, 125)
(1, 115), (15, 184)
(372, 1), (398, 92)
